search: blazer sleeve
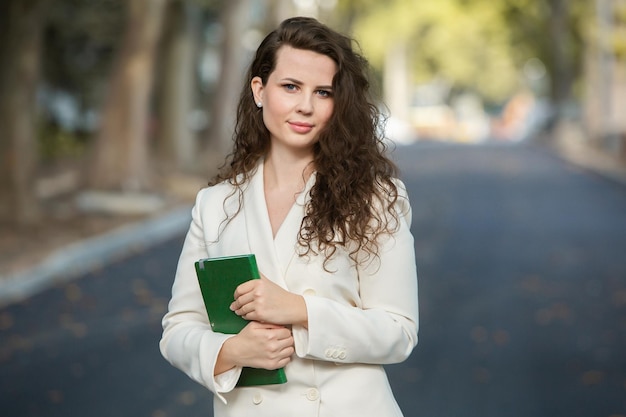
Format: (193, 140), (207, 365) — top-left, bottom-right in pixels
(293, 181), (419, 365)
(159, 188), (242, 404)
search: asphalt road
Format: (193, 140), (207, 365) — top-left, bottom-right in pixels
(1, 141), (625, 417)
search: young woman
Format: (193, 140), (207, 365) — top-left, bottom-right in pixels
(160, 16), (419, 417)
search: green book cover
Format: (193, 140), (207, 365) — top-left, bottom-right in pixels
(195, 254), (287, 387)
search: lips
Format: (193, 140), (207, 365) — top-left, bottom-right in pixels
(288, 121), (314, 134)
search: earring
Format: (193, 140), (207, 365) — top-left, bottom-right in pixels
(256, 102), (262, 108)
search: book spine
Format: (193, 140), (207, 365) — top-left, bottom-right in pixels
(248, 255), (261, 279)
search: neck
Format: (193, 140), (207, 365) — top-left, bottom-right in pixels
(263, 150), (314, 192)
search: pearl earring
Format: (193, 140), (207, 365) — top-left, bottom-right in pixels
(256, 102), (262, 108)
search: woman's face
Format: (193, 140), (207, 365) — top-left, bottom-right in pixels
(251, 46), (337, 158)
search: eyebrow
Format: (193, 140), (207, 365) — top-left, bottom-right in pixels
(281, 77), (333, 90)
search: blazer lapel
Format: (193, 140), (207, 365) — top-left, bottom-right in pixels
(242, 162), (316, 289)
(243, 162), (286, 288)
(273, 172), (316, 277)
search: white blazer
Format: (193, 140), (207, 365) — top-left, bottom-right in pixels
(160, 162), (419, 417)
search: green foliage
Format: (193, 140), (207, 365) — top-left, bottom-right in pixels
(614, 2), (626, 59)
(352, 0), (520, 102)
(345, 0), (594, 104)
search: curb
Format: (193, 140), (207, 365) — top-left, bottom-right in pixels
(556, 147), (626, 187)
(533, 133), (626, 187)
(0, 205), (192, 308)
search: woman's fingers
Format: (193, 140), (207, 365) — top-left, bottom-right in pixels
(230, 291), (253, 313)
(233, 279), (257, 299)
(231, 278), (306, 326)
(234, 322), (294, 369)
(231, 280), (261, 314)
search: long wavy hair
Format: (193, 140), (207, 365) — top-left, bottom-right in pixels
(211, 16), (401, 267)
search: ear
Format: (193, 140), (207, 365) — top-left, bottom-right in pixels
(251, 76), (264, 105)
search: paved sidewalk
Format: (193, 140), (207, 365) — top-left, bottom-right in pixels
(548, 137), (626, 186)
(0, 205), (192, 308)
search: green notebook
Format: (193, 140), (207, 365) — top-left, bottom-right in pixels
(195, 254), (287, 387)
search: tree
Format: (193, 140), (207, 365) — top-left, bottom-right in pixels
(584, 0), (626, 157)
(0, 0), (49, 225)
(203, 0), (251, 163)
(501, 0), (589, 115)
(86, 0), (168, 191)
(346, 0), (593, 109)
(154, 0), (202, 171)
(352, 0), (520, 105)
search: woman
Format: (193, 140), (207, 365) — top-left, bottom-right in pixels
(160, 16), (419, 417)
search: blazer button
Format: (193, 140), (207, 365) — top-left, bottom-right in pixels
(338, 351), (346, 360)
(324, 348), (333, 358)
(306, 388), (320, 401)
(303, 289), (316, 296)
(252, 392), (263, 405)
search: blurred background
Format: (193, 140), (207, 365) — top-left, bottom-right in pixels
(1, 1), (626, 417)
(0, 0), (624, 226)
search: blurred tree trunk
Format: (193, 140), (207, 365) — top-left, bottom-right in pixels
(87, 0), (167, 191)
(584, 0), (626, 159)
(203, 0), (250, 163)
(585, 0), (613, 144)
(154, 0), (200, 172)
(547, 0), (572, 118)
(0, 0), (48, 225)
(384, 40), (410, 123)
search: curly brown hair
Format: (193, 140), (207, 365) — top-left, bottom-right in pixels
(211, 16), (401, 266)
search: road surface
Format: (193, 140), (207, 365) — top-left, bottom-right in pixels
(1, 141), (625, 417)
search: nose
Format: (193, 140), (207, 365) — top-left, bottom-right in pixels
(296, 93), (314, 115)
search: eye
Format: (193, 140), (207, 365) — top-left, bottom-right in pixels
(317, 89), (333, 98)
(283, 83), (298, 91)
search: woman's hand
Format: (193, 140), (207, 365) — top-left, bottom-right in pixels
(230, 275), (308, 327)
(215, 321), (294, 374)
